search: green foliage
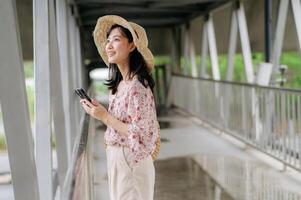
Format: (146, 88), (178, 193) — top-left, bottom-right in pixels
(154, 56), (171, 66)
(164, 52), (301, 89)
(0, 135), (6, 151)
(24, 61), (34, 78)
(26, 84), (35, 121)
(280, 52), (301, 89)
(93, 81), (108, 95)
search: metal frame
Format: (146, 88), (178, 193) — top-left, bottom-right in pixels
(33, 0), (53, 198)
(200, 14), (221, 80)
(206, 14), (221, 80)
(57, 0), (73, 162)
(226, 6), (238, 81)
(183, 24), (190, 76)
(236, 1), (254, 83)
(172, 74), (301, 172)
(270, 0), (301, 84)
(187, 25), (198, 77)
(270, 0), (289, 84)
(291, 0), (301, 59)
(0, 0), (40, 199)
(226, 1), (254, 83)
(200, 20), (208, 78)
(49, 0), (69, 193)
(66, 7), (80, 147)
(68, 9), (81, 139)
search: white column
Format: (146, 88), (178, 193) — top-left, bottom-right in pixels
(189, 29), (198, 77)
(67, 7), (80, 146)
(0, 0), (40, 199)
(33, 0), (53, 198)
(236, 1), (255, 83)
(75, 25), (84, 86)
(49, 0), (69, 191)
(184, 25), (191, 76)
(200, 22), (208, 78)
(270, 0), (289, 84)
(56, 0), (72, 161)
(291, 0), (301, 59)
(207, 15), (221, 80)
(226, 9), (238, 81)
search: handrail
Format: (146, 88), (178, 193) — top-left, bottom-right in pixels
(172, 73), (301, 93)
(171, 74), (301, 172)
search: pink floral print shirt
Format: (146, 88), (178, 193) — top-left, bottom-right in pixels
(104, 77), (158, 165)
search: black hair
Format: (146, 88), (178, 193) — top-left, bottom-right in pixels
(104, 24), (155, 95)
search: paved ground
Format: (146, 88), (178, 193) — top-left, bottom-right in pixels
(0, 153), (13, 200)
(93, 108), (301, 200)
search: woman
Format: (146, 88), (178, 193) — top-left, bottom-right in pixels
(80, 15), (159, 200)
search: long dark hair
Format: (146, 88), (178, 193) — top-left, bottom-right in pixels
(104, 24), (155, 95)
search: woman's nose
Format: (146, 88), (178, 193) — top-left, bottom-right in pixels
(105, 41), (112, 50)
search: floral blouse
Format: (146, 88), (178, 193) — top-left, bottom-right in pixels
(104, 77), (159, 165)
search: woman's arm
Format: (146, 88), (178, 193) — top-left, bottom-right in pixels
(80, 98), (129, 137)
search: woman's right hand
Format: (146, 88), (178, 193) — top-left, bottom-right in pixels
(80, 98), (109, 122)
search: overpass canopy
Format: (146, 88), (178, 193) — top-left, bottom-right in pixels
(74, 0), (231, 66)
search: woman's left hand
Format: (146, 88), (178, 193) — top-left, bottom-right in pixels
(80, 98), (108, 122)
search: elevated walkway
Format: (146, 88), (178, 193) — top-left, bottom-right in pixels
(92, 108), (301, 200)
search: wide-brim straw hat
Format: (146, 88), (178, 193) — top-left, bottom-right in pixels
(93, 15), (154, 73)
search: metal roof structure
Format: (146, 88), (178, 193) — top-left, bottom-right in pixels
(75, 0), (231, 28)
(72, 0), (232, 68)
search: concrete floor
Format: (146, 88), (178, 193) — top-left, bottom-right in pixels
(93, 108), (301, 200)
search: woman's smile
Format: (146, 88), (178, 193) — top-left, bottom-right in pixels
(107, 51), (116, 57)
(105, 28), (134, 65)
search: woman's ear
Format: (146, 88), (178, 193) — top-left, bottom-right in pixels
(129, 43), (136, 52)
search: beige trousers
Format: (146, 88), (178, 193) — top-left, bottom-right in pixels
(106, 146), (155, 200)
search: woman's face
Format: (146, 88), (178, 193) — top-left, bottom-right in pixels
(105, 27), (135, 67)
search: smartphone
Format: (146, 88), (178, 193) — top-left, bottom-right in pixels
(75, 88), (92, 102)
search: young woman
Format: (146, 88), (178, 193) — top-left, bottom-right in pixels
(80, 15), (159, 200)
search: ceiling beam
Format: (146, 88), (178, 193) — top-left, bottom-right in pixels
(79, 7), (201, 17)
(82, 17), (185, 27)
(150, 0), (225, 8)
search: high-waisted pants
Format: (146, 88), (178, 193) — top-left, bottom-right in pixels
(106, 145), (155, 200)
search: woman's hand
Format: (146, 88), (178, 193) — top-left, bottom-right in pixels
(80, 98), (108, 122)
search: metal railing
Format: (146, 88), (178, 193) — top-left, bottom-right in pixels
(172, 74), (301, 171)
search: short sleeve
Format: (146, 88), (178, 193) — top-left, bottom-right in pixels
(127, 83), (158, 163)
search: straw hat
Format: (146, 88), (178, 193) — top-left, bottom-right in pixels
(93, 15), (154, 73)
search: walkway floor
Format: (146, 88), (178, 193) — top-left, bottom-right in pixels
(93, 108), (301, 200)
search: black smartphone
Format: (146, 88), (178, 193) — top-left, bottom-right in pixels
(75, 88), (92, 102)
